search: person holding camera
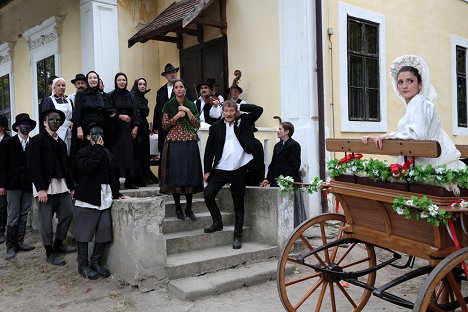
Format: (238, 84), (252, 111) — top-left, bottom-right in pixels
(73, 123), (126, 279)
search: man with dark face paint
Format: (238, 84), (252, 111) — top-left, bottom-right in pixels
(27, 108), (76, 266)
(73, 123), (125, 279)
(0, 113), (37, 259)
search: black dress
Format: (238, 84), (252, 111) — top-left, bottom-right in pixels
(107, 89), (139, 178)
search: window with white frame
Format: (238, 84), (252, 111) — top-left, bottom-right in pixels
(0, 42), (14, 128)
(339, 3), (386, 132)
(452, 36), (468, 135)
(22, 16), (61, 126)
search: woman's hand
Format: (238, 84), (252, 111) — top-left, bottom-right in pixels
(178, 106), (190, 113)
(120, 114), (131, 123)
(175, 111), (186, 119)
(131, 126), (138, 139)
(361, 135), (387, 150)
(77, 127), (84, 139)
(260, 179), (270, 187)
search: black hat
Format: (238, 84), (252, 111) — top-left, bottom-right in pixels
(230, 84), (243, 94)
(0, 115), (10, 131)
(197, 80), (214, 91)
(161, 63), (179, 76)
(84, 122), (104, 136)
(12, 113), (37, 132)
(40, 108), (65, 126)
(71, 73), (86, 84)
(48, 75), (59, 85)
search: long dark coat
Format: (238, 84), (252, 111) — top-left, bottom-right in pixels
(266, 138), (301, 187)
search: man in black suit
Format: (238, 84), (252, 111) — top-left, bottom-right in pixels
(0, 113), (36, 259)
(203, 100), (263, 249)
(261, 121), (301, 187)
(0, 115), (11, 244)
(27, 108), (76, 266)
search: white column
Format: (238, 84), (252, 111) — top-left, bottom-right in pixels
(278, 0), (321, 217)
(80, 0), (119, 92)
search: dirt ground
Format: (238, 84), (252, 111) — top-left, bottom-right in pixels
(0, 228), (426, 312)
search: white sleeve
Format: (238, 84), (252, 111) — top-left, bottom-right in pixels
(387, 98), (434, 140)
(209, 105), (222, 119)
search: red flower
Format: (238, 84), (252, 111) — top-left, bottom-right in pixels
(338, 153), (363, 166)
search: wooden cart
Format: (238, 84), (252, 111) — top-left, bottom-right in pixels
(277, 139), (468, 311)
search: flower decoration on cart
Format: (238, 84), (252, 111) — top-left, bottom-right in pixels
(391, 195), (454, 227)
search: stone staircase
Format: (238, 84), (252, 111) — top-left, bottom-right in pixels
(161, 194), (279, 300)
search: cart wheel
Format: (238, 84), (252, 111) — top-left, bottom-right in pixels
(277, 213), (376, 311)
(413, 247), (468, 312)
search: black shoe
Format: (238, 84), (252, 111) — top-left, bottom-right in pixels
(233, 237), (242, 249)
(46, 253), (66, 266)
(176, 209), (185, 220)
(0, 233), (5, 244)
(204, 220), (223, 233)
(55, 244), (76, 253)
(5, 247), (15, 259)
(185, 209), (196, 221)
(16, 243), (36, 252)
(90, 262), (111, 278)
(78, 265), (98, 280)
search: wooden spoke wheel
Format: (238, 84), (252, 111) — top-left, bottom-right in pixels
(413, 247), (468, 312)
(277, 213), (376, 311)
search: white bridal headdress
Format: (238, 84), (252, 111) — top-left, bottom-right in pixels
(389, 55), (437, 104)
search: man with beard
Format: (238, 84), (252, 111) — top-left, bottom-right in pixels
(195, 80), (223, 125)
(27, 108), (76, 265)
(68, 73), (87, 105)
(0, 113), (37, 259)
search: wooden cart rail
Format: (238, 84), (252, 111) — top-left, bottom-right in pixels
(325, 138), (441, 157)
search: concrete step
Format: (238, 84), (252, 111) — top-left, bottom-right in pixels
(120, 186), (160, 198)
(165, 242), (278, 279)
(168, 259), (281, 301)
(165, 198), (216, 217)
(165, 226), (251, 255)
(162, 211), (234, 234)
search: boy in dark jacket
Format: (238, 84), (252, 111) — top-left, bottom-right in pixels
(74, 123), (125, 279)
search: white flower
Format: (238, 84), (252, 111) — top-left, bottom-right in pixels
(420, 211), (428, 219)
(461, 200), (468, 208)
(428, 204), (439, 217)
(408, 170), (414, 177)
(435, 176), (442, 181)
(396, 207), (404, 215)
(405, 200), (413, 206)
(435, 167), (445, 174)
(351, 166), (357, 172)
(363, 160), (369, 167)
(372, 170), (379, 176)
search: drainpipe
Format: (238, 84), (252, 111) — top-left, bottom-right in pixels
(315, 0), (328, 213)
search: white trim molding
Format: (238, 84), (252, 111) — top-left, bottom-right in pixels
(338, 2), (387, 133)
(22, 16), (62, 126)
(80, 0), (119, 92)
(0, 42), (15, 122)
(451, 35), (468, 136)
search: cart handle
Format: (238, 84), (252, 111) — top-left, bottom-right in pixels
(326, 139), (441, 158)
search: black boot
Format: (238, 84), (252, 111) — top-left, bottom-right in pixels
(173, 193), (185, 220)
(53, 239), (76, 253)
(45, 245), (66, 266)
(204, 219), (223, 233)
(233, 232), (242, 250)
(5, 225), (17, 259)
(185, 194), (196, 221)
(124, 178), (139, 189)
(16, 219), (35, 252)
(90, 243), (110, 278)
(77, 242), (98, 280)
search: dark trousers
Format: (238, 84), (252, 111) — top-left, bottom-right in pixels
(37, 192), (73, 245)
(204, 166), (247, 234)
(6, 190), (33, 247)
(0, 195), (6, 235)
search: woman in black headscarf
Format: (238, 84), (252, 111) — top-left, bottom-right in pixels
(107, 72), (140, 189)
(130, 78), (158, 186)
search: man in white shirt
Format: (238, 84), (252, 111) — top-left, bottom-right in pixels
(195, 81), (223, 125)
(203, 101), (263, 249)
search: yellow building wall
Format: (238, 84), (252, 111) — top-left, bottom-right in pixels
(324, 0), (468, 144)
(156, 0), (281, 129)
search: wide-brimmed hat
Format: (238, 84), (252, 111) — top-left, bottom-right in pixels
(12, 113), (37, 132)
(40, 108), (65, 126)
(0, 115), (10, 131)
(71, 73), (86, 84)
(197, 81), (214, 91)
(84, 122), (104, 136)
(161, 63), (179, 76)
(230, 84), (243, 94)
